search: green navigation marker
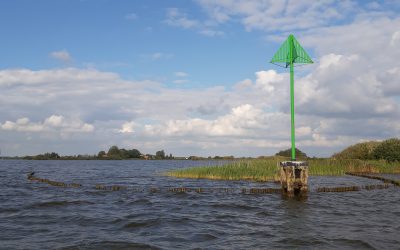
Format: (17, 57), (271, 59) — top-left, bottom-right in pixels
(271, 34), (313, 161)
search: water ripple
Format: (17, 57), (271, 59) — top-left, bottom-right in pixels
(0, 160), (399, 249)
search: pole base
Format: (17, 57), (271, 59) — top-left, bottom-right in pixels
(280, 161), (309, 198)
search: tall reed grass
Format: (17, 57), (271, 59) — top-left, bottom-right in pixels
(166, 158), (400, 181)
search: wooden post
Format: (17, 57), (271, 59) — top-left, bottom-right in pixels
(280, 161), (308, 197)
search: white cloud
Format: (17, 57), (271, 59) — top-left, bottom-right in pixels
(234, 79), (252, 90)
(254, 70), (285, 93)
(1, 119), (43, 132)
(0, 67), (119, 86)
(391, 30), (400, 46)
(379, 67), (400, 96)
(44, 115), (64, 127)
(144, 104), (263, 137)
(119, 121), (136, 133)
(319, 53), (344, 69)
(296, 126), (312, 137)
(50, 50), (72, 63)
(1, 115), (94, 133)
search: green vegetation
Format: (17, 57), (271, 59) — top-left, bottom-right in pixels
(167, 157), (282, 182)
(167, 157), (400, 181)
(373, 138), (400, 162)
(332, 138), (400, 162)
(307, 158), (399, 175)
(332, 141), (380, 160)
(105, 145), (142, 160)
(21, 146), (173, 160)
(275, 148), (308, 159)
(23, 152), (61, 160)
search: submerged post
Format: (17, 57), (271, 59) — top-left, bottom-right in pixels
(270, 34), (313, 197)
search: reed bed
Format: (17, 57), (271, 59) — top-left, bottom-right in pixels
(166, 158), (400, 181)
(166, 158), (281, 182)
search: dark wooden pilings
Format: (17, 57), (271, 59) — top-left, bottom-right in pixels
(27, 174), (81, 188)
(317, 184), (390, 192)
(345, 172), (400, 186)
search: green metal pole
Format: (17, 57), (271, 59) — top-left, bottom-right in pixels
(289, 35), (296, 161)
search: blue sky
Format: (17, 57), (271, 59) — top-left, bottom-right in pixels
(1, 0), (400, 157)
(0, 0), (274, 87)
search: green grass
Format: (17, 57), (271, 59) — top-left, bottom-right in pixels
(166, 158), (400, 181)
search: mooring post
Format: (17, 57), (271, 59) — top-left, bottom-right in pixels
(280, 161), (308, 197)
(270, 34), (313, 198)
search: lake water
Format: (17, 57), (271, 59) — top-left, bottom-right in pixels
(1, 160), (399, 249)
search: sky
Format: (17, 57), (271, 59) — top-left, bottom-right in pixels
(1, 0), (400, 157)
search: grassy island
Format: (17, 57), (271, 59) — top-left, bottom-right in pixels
(166, 157), (400, 182)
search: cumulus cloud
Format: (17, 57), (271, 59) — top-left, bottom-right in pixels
(145, 104), (268, 137)
(254, 70), (285, 93)
(0, 67), (119, 87)
(1, 44), (400, 157)
(1, 115), (94, 133)
(50, 50), (72, 63)
(119, 121), (136, 133)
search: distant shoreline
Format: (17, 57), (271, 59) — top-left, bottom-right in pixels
(0, 156), (237, 161)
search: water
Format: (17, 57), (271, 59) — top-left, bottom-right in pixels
(1, 160), (399, 249)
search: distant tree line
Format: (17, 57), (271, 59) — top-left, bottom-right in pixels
(19, 138), (400, 162)
(22, 146), (175, 160)
(275, 148), (308, 159)
(23, 152), (61, 160)
(99, 147), (174, 160)
(98, 145), (142, 160)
